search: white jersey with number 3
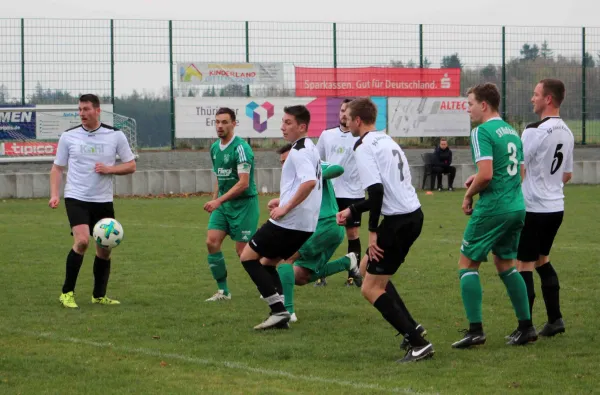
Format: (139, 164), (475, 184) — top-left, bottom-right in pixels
(521, 117), (574, 213)
(354, 131), (420, 215)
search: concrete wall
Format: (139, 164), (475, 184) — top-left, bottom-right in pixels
(2, 161), (599, 199)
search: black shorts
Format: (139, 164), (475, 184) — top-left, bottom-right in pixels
(65, 198), (115, 236)
(517, 211), (564, 262)
(366, 208), (424, 276)
(249, 220), (313, 260)
(336, 198), (363, 228)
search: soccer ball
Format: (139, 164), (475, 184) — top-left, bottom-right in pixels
(93, 218), (124, 250)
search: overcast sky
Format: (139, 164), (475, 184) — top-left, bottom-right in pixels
(3, 0), (599, 98)
(5, 0), (599, 26)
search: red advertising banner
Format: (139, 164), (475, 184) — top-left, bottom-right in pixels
(295, 67), (461, 97)
(1, 142), (58, 156)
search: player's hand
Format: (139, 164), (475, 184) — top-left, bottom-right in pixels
(270, 206), (288, 221)
(464, 174), (476, 188)
(204, 199), (221, 213)
(48, 196), (60, 209)
(368, 232), (384, 262)
(95, 163), (112, 174)
(267, 198), (280, 211)
(336, 208), (351, 226)
(462, 195), (474, 216)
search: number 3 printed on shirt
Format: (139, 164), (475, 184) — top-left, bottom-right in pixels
(507, 142), (518, 176)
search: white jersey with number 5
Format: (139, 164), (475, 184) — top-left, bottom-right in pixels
(270, 137), (323, 232)
(353, 131), (420, 215)
(521, 117), (574, 213)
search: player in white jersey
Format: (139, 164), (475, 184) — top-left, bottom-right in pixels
(49, 94), (136, 309)
(316, 98), (365, 286)
(240, 105), (322, 330)
(513, 79), (574, 338)
(337, 98), (434, 363)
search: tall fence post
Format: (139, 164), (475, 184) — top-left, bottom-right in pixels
(333, 22), (337, 68)
(110, 19), (115, 105)
(418, 24), (423, 142)
(20, 18), (25, 105)
(245, 21), (251, 146)
(501, 26), (506, 121)
(582, 27), (586, 145)
(419, 24), (424, 68)
(245, 21), (250, 98)
(169, 20), (175, 150)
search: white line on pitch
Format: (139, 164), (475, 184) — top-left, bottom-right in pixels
(12, 329), (437, 395)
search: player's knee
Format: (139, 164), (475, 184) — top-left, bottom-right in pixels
(205, 236), (222, 253)
(74, 237), (89, 253)
(346, 227), (359, 240)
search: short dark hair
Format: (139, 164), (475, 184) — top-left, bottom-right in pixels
(341, 98), (353, 105)
(440, 137), (447, 142)
(539, 79), (565, 107)
(276, 143), (293, 155)
(346, 97), (377, 124)
(79, 94), (100, 108)
(283, 105), (310, 128)
(216, 107), (236, 122)
(466, 83), (500, 112)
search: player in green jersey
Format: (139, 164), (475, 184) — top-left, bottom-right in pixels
(452, 83), (537, 348)
(203, 107), (259, 302)
(266, 144), (362, 322)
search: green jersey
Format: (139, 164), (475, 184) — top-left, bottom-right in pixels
(470, 117), (525, 216)
(210, 135), (257, 200)
(319, 162), (342, 220)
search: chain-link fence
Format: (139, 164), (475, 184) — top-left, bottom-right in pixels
(1, 19), (598, 148)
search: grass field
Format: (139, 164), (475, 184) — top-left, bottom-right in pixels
(1, 186), (599, 395)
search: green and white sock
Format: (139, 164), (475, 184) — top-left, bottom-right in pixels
(208, 252), (229, 295)
(277, 263), (295, 314)
(499, 267), (531, 321)
(459, 269), (483, 324)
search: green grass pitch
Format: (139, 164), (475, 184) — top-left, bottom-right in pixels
(1, 186), (599, 394)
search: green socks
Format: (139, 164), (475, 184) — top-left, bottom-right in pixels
(319, 256), (351, 278)
(499, 267), (531, 321)
(459, 269), (483, 324)
(277, 263), (295, 314)
(208, 252), (229, 295)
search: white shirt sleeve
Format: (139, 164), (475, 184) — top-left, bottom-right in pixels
(564, 136), (574, 173)
(116, 131), (136, 163)
(355, 145), (381, 189)
(53, 133), (69, 167)
(521, 128), (540, 166)
(292, 149), (318, 184)
(315, 132), (327, 161)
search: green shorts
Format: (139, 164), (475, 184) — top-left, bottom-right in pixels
(295, 217), (344, 275)
(207, 196), (259, 243)
(461, 210), (526, 262)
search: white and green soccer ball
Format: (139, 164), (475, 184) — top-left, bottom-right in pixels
(93, 218), (124, 250)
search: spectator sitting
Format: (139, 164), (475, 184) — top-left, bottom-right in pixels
(433, 138), (456, 191)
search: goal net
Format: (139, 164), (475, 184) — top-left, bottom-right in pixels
(0, 105), (138, 163)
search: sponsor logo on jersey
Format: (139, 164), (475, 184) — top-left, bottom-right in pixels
(80, 143), (105, 155)
(217, 168), (232, 176)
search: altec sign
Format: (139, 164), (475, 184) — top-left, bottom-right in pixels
(0, 142), (58, 156)
(295, 67), (461, 97)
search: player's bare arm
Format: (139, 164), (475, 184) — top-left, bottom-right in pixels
(270, 179), (317, 220)
(95, 159), (136, 175)
(463, 159), (493, 215)
(562, 172), (572, 184)
(49, 164), (64, 208)
(204, 172), (249, 213)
